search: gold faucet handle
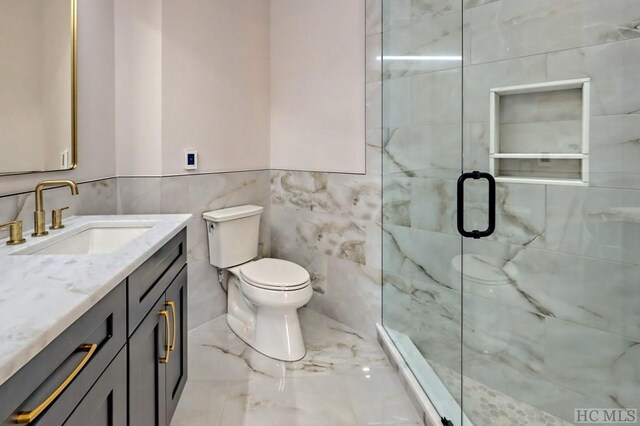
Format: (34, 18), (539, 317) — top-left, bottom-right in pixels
(0, 220), (27, 245)
(50, 207), (70, 230)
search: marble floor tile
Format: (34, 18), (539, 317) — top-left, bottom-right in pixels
(172, 308), (421, 426)
(343, 369), (423, 425)
(171, 380), (229, 426)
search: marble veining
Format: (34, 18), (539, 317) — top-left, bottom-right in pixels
(172, 308), (421, 426)
(0, 214), (190, 387)
(382, 235), (640, 421)
(468, 0), (640, 65)
(270, 169), (383, 337)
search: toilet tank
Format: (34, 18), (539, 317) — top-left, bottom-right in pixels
(203, 205), (263, 268)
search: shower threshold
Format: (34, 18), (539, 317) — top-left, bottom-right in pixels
(378, 325), (571, 426)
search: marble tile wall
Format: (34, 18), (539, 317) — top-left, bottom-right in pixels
(117, 171), (272, 330)
(270, 171), (382, 338)
(0, 178), (118, 240)
(381, 0), (640, 422)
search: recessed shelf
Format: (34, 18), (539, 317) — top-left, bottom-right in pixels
(491, 153), (586, 160)
(490, 78), (591, 186)
(494, 177), (588, 187)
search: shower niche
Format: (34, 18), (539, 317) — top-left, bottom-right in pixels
(489, 78), (590, 186)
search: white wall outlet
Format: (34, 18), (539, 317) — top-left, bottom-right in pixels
(184, 149), (198, 170)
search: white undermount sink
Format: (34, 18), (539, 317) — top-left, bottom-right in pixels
(16, 223), (157, 255)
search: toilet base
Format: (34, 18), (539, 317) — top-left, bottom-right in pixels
(255, 307), (306, 361)
(226, 281), (307, 362)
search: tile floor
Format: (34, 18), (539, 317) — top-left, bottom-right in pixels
(171, 308), (422, 426)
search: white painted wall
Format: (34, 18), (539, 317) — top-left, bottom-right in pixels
(115, 0), (271, 176)
(0, 0), (116, 196)
(161, 0), (271, 175)
(0, 1), (45, 173)
(270, 0), (366, 173)
(115, 0), (163, 176)
(0, 0), (365, 195)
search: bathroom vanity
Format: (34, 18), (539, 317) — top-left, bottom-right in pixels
(0, 214), (190, 425)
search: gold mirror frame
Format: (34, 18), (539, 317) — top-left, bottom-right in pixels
(70, 0), (78, 171)
(0, 0), (77, 176)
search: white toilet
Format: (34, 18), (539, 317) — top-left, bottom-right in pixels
(203, 205), (312, 361)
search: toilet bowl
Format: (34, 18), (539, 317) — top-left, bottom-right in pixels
(226, 258), (312, 361)
(449, 254), (512, 354)
(203, 205), (312, 361)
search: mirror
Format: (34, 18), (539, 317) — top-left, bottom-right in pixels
(0, 0), (76, 175)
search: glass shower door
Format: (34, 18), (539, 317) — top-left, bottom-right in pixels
(381, 0), (466, 423)
(382, 0), (640, 425)
(459, 1), (640, 424)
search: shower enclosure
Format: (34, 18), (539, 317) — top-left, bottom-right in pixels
(381, 1), (640, 424)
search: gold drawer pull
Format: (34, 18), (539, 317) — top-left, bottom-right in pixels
(14, 343), (97, 424)
(166, 301), (177, 351)
(159, 310), (171, 364)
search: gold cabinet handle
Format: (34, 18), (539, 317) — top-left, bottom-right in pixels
(13, 343), (97, 424)
(159, 310), (171, 364)
(166, 301), (177, 351)
(0, 220), (26, 246)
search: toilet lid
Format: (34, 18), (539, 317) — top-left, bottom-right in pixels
(240, 258), (310, 290)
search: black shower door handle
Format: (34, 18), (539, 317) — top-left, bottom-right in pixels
(457, 171), (496, 239)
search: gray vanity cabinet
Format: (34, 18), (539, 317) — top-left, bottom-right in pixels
(165, 266), (188, 423)
(128, 231), (188, 426)
(129, 296), (168, 426)
(63, 348), (128, 426)
(0, 283), (127, 426)
(128, 231), (187, 336)
(0, 227), (188, 426)
(129, 266), (188, 426)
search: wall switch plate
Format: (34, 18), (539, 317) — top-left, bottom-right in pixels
(61, 149), (70, 168)
(184, 149), (198, 170)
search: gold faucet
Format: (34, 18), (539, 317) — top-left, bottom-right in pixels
(33, 180), (79, 237)
(0, 220), (27, 245)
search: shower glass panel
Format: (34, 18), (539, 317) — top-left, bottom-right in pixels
(381, 1), (640, 425)
(381, 0), (464, 423)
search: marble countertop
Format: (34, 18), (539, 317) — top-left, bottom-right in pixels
(0, 214), (191, 387)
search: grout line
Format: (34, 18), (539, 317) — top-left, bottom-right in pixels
(0, 176), (117, 199)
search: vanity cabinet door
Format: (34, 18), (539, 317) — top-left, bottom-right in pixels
(63, 348), (127, 426)
(129, 296), (169, 426)
(165, 266), (188, 423)
(128, 230), (187, 336)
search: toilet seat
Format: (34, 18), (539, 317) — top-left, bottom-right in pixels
(240, 258), (310, 291)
